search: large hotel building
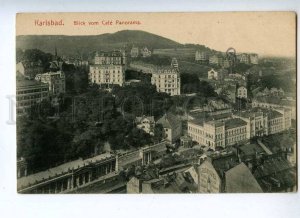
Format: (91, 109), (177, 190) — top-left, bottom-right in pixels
(16, 75), (49, 114)
(188, 108), (291, 150)
(89, 50), (126, 87)
(151, 66), (181, 96)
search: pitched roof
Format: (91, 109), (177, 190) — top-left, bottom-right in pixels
(157, 113), (181, 129)
(225, 163), (263, 193)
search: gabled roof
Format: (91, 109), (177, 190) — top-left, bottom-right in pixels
(157, 113), (181, 129)
(225, 163), (263, 193)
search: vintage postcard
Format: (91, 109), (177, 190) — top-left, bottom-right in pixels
(16, 12), (296, 194)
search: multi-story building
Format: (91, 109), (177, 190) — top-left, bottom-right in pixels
(130, 46), (139, 58)
(171, 57), (179, 68)
(252, 96), (296, 119)
(237, 86), (247, 98)
(94, 50), (126, 65)
(35, 71), (66, 95)
(157, 113), (182, 143)
(188, 105), (291, 150)
(151, 66), (181, 96)
(235, 108), (291, 137)
(233, 111), (267, 138)
(195, 51), (209, 63)
(16, 73), (49, 114)
(188, 118), (248, 149)
(249, 53), (259, 64)
(89, 51), (126, 87)
(237, 53), (250, 65)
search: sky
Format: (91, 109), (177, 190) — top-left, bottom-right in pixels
(16, 12), (296, 57)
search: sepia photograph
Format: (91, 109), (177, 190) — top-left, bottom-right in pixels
(15, 12), (297, 194)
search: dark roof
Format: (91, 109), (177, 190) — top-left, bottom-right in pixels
(225, 163), (263, 193)
(157, 113), (181, 129)
(211, 153), (240, 178)
(16, 73), (48, 89)
(255, 96), (296, 107)
(253, 156), (292, 179)
(188, 119), (204, 126)
(239, 143), (265, 156)
(266, 110), (283, 119)
(225, 118), (247, 129)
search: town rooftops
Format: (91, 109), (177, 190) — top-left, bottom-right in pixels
(254, 96), (295, 107)
(235, 110), (263, 119)
(16, 73), (48, 89)
(239, 143), (265, 157)
(225, 118), (247, 129)
(253, 155), (292, 179)
(17, 152), (114, 190)
(225, 163), (263, 193)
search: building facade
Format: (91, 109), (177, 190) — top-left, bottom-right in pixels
(237, 86), (247, 98)
(130, 46), (139, 58)
(89, 51), (126, 87)
(207, 68), (219, 80)
(195, 51), (209, 63)
(157, 113), (182, 143)
(151, 66), (181, 96)
(249, 53), (259, 64)
(35, 71), (66, 95)
(16, 75), (49, 114)
(188, 118), (249, 149)
(198, 160), (222, 193)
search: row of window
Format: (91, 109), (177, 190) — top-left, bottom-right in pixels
(226, 127), (246, 136)
(17, 88), (48, 94)
(17, 93), (48, 101)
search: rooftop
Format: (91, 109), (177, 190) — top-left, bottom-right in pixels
(225, 118), (247, 129)
(225, 163), (263, 193)
(157, 113), (181, 130)
(17, 152), (114, 190)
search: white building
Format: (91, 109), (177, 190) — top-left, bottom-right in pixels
(131, 47), (139, 58)
(35, 71), (65, 95)
(171, 57), (179, 68)
(89, 51), (126, 87)
(151, 66), (181, 96)
(237, 86), (247, 98)
(188, 118), (248, 150)
(249, 54), (259, 64)
(208, 69), (219, 80)
(141, 47), (152, 58)
(195, 51), (209, 62)
(135, 116), (155, 135)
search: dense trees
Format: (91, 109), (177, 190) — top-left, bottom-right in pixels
(181, 73), (217, 97)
